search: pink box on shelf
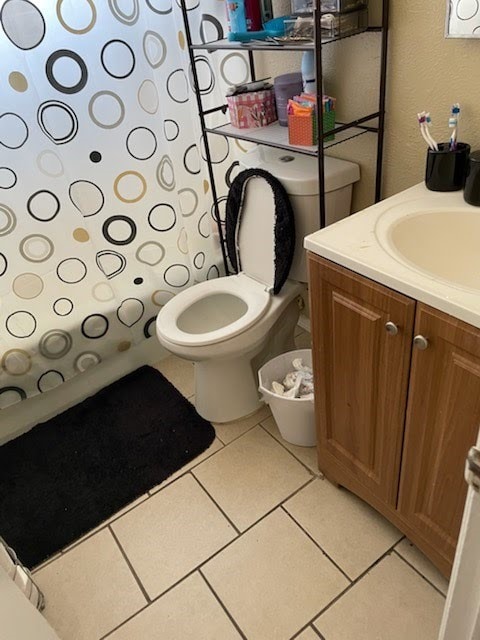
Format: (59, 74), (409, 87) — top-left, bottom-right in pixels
(227, 89), (277, 129)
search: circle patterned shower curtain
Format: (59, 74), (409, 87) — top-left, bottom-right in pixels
(0, 0), (247, 409)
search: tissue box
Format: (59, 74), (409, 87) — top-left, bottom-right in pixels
(227, 89), (277, 129)
(288, 110), (336, 146)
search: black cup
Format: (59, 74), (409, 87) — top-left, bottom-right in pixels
(425, 142), (470, 192)
(464, 151), (480, 206)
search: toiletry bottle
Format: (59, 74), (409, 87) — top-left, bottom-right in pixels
(301, 51), (316, 95)
(245, 0), (262, 31)
(226, 0), (248, 33)
(464, 151), (480, 206)
(260, 0), (273, 22)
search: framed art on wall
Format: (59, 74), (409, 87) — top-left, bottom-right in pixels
(446, 0), (480, 37)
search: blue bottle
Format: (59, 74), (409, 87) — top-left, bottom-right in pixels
(226, 0), (248, 33)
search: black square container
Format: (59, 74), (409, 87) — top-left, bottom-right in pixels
(425, 142), (470, 192)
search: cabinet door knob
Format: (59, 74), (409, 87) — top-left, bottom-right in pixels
(413, 335), (429, 350)
(385, 321), (399, 336)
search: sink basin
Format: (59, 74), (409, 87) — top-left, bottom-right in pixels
(376, 207), (480, 292)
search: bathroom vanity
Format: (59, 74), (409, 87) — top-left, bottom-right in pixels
(305, 184), (480, 578)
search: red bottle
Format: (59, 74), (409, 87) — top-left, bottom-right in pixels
(245, 0), (262, 31)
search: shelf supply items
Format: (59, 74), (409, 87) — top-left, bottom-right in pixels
(301, 50), (317, 94)
(291, 0), (368, 13)
(321, 7), (368, 37)
(464, 151), (480, 206)
(180, 0), (389, 272)
(260, 0), (273, 22)
(274, 72), (304, 126)
(226, 0), (262, 33)
(227, 83), (277, 129)
(226, 15), (293, 42)
(282, 8), (368, 43)
(288, 94), (336, 146)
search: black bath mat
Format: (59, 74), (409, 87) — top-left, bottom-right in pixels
(0, 366), (215, 568)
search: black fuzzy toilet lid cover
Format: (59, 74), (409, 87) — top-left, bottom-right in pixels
(225, 168), (296, 295)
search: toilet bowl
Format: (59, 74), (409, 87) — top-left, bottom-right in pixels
(159, 274), (304, 422)
(156, 147), (360, 423)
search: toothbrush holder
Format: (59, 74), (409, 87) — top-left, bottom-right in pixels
(425, 142), (470, 192)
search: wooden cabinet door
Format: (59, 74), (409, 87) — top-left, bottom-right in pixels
(398, 304), (480, 567)
(308, 254), (415, 505)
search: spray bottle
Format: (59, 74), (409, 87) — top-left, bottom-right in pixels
(301, 50), (317, 95)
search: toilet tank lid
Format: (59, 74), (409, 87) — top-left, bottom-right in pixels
(239, 146), (360, 196)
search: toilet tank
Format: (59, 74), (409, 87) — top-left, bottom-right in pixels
(239, 147), (360, 282)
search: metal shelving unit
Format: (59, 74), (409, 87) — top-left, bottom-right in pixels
(180, 1), (390, 274)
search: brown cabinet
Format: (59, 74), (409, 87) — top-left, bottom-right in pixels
(309, 254), (415, 506)
(398, 304), (480, 569)
(308, 253), (480, 577)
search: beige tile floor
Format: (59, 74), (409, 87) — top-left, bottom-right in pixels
(33, 330), (448, 640)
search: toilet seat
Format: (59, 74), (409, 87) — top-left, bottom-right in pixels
(157, 273), (271, 347)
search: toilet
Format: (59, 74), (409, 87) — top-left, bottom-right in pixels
(156, 147), (360, 423)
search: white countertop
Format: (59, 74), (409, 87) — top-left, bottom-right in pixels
(304, 183), (480, 330)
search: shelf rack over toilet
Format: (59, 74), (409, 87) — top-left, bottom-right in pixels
(179, 0), (390, 275)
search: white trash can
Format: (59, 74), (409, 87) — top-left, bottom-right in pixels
(258, 349), (316, 447)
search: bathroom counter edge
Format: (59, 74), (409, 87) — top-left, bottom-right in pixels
(304, 182), (480, 330)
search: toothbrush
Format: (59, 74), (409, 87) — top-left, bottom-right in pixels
(449, 103), (460, 150)
(424, 113), (438, 151)
(417, 112), (435, 150)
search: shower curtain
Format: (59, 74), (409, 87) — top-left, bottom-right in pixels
(0, 0), (248, 411)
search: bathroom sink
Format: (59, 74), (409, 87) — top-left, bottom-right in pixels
(375, 207), (480, 292)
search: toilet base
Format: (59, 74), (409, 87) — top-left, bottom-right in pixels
(195, 354), (263, 423)
(193, 299), (300, 423)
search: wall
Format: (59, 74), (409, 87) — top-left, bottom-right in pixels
(383, 1), (480, 197)
(259, 1), (480, 209)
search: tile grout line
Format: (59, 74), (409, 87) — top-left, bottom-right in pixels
(99, 602), (151, 640)
(53, 411), (308, 567)
(190, 472), (242, 535)
(108, 525), (152, 604)
(57, 409), (231, 557)
(124, 479), (319, 613)
(144, 483), (321, 608)
(40, 418), (294, 573)
(148, 439), (226, 496)
(291, 623), (326, 640)
(37, 365), (444, 640)
(280, 506), (353, 584)
(259, 419), (321, 478)
(199, 569), (249, 640)
(392, 549), (448, 598)
(59, 495), (151, 555)
(31, 554), (63, 575)
(233, 475), (317, 539)
(213, 411), (271, 447)
(290, 537), (407, 638)
(98, 571), (202, 640)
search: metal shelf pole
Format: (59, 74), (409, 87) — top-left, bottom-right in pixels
(179, 0), (230, 274)
(375, 0), (390, 202)
(314, 8), (326, 230)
